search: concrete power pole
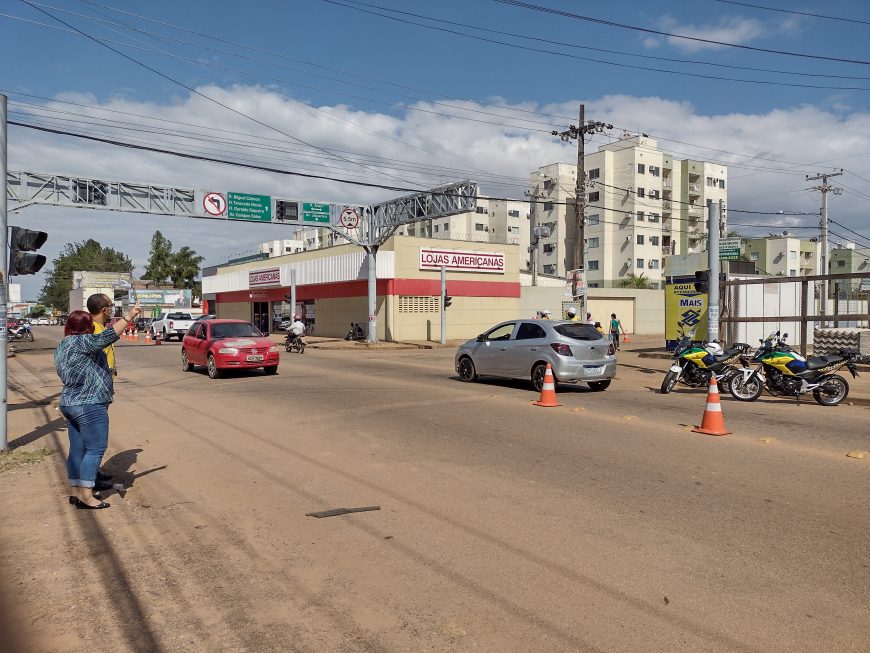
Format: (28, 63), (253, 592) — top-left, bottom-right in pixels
(0, 95), (7, 452)
(552, 107), (612, 295)
(806, 170), (843, 328)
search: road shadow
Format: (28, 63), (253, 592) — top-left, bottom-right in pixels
(8, 415), (66, 450)
(9, 392), (61, 411)
(101, 448), (167, 496)
(448, 375), (595, 394)
(618, 362), (664, 375)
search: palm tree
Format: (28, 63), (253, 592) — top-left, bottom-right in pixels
(619, 272), (654, 289)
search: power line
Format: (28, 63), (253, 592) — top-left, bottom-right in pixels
(17, 0), (422, 188)
(830, 220), (870, 246)
(493, 0), (870, 66)
(320, 0), (870, 91)
(710, 0), (870, 27)
(330, 0), (870, 82)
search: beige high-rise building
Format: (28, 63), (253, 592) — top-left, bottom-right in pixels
(530, 135), (728, 288)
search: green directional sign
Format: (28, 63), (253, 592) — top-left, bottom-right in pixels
(302, 202), (330, 223)
(228, 192), (272, 222)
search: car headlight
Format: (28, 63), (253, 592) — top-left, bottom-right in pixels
(218, 347), (238, 355)
(269, 345), (279, 352)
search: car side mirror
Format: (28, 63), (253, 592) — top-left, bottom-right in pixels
(476, 334), (486, 342)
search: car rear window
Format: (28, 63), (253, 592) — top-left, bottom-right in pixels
(554, 323), (604, 341)
(168, 312), (192, 320)
(211, 322), (262, 338)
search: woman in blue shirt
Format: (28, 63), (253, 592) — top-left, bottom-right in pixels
(55, 303), (142, 509)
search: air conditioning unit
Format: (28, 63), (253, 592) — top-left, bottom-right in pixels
(648, 261), (656, 269)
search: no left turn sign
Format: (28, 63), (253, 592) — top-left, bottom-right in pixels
(203, 192), (227, 216)
(339, 207), (360, 229)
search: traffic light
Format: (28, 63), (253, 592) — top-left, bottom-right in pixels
(443, 295), (453, 309)
(694, 269), (709, 293)
(275, 200), (298, 222)
(9, 227), (48, 275)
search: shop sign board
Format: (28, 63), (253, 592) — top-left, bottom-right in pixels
(719, 237), (741, 261)
(665, 278), (708, 344)
(418, 247), (505, 274)
(249, 268), (282, 287)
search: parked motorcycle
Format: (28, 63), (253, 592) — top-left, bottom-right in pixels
(660, 327), (750, 395)
(284, 332), (305, 354)
(8, 324), (34, 342)
(729, 331), (860, 406)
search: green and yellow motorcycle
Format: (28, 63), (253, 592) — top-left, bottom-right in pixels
(660, 327), (750, 395)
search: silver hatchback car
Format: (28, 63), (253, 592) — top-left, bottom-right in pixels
(455, 319), (617, 391)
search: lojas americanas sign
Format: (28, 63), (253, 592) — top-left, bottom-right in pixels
(419, 248), (505, 274)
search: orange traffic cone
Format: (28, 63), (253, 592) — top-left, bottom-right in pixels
(532, 363), (562, 407)
(145, 332), (152, 345)
(623, 333), (631, 344)
(692, 377), (731, 436)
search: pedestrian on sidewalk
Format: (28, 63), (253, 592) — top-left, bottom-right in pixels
(609, 313), (626, 351)
(55, 302), (143, 510)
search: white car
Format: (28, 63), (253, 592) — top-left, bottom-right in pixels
(35, 317), (50, 326)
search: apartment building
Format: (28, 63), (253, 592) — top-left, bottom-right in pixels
(529, 135), (728, 288)
(259, 239), (305, 257)
(829, 244), (870, 290)
(743, 235), (820, 276)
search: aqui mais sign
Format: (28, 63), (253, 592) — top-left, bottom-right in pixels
(248, 268), (281, 287)
(419, 247), (505, 274)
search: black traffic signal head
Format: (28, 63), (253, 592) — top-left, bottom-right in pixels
(694, 269), (709, 293)
(443, 295), (453, 309)
(9, 227), (48, 275)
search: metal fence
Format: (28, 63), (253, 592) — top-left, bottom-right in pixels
(720, 272), (870, 356)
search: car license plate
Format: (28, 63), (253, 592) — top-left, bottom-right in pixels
(585, 366), (604, 376)
(246, 355), (264, 362)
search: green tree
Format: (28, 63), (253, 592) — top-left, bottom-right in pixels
(29, 304), (48, 318)
(143, 230), (174, 283)
(170, 245), (204, 291)
(38, 240), (134, 311)
(619, 272), (654, 289)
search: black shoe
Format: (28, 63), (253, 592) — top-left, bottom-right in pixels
(72, 497), (110, 510)
(96, 471), (112, 482)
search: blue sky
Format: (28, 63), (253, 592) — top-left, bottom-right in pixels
(3, 0), (870, 298)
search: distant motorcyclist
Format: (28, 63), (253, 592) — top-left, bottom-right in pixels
(287, 315), (305, 343)
(566, 307), (579, 321)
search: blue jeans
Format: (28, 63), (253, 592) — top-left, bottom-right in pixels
(60, 403), (109, 488)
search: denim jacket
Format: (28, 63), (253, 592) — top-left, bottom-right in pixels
(55, 328), (120, 406)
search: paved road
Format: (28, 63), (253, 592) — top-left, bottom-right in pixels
(4, 328), (870, 652)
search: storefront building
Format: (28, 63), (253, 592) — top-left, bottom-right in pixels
(202, 237), (521, 341)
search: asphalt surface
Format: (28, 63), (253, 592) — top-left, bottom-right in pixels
(4, 327), (870, 652)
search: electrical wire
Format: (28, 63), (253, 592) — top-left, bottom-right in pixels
(710, 0), (870, 27)
(493, 0), (870, 65)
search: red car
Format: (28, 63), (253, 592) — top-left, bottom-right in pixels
(181, 319), (279, 379)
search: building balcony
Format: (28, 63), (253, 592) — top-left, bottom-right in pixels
(688, 182), (701, 194)
(662, 222), (672, 232)
(687, 204), (704, 216)
(662, 245), (672, 255)
(662, 179), (672, 189)
(662, 200), (672, 210)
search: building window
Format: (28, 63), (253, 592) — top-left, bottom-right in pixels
(637, 234), (645, 245)
(648, 213), (660, 222)
(637, 163), (645, 174)
(637, 211), (645, 221)
(587, 214), (600, 225)
(789, 269), (797, 276)
(588, 168), (600, 179)
(649, 259), (659, 269)
(543, 179), (555, 191)
(636, 187), (645, 198)
(750, 252), (759, 262)
(649, 190), (660, 199)
(789, 251), (796, 260)
(636, 259), (644, 268)
(837, 259), (846, 267)
(589, 237), (599, 248)
(588, 260), (599, 271)
(543, 264), (556, 274)
(588, 192), (600, 202)
(543, 244), (555, 254)
(475, 223), (485, 231)
(719, 179), (725, 189)
(651, 236), (659, 246)
(508, 210), (520, 217)
(508, 225), (519, 234)
(649, 166), (660, 177)
(434, 224), (439, 232)
(543, 202), (554, 211)
(476, 206), (487, 214)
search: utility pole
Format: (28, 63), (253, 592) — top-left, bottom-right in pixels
(707, 199), (720, 342)
(1, 94), (8, 452)
(552, 106), (612, 295)
(806, 170), (843, 328)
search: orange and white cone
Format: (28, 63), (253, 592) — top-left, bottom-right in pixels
(532, 363), (561, 407)
(145, 332), (152, 345)
(692, 376), (731, 436)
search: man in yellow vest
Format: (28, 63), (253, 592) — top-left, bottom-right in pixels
(87, 293), (117, 375)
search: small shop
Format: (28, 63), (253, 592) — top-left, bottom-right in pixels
(202, 237), (522, 341)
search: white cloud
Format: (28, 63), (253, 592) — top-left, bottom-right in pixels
(7, 86), (869, 299)
(650, 16), (767, 52)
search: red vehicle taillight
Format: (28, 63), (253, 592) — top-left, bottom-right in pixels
(550, 343), (572, 356)
(608, 342), (616, 355)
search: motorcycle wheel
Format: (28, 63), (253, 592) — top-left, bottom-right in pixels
(660, 370), (678, 394)
(812, 375), (849, 407)
(284, 340), (292, 353)
(729, 375), (764, 401)
(718, 369), (738, 395)
(26, 332), (34, 342)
